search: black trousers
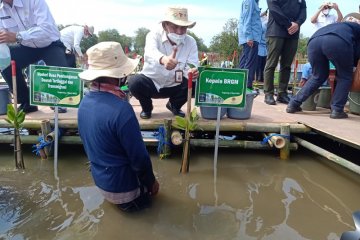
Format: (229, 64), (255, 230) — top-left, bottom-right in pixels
(290, 35), (354, 112)
(65, 52), (77, 68)
(117, 185), (152, 213)
(0, 40), (68, 104)
(128, 74), (188, 113)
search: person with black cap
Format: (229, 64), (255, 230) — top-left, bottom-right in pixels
(128, 6), (199, 119)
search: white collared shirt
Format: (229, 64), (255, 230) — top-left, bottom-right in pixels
(60, 25), (85, 57)
(141, 24), (199, 91)
(314, 13), (337, 31)
(0, 0), (60, 48)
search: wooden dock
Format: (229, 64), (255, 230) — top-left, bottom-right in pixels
(0, 94), (359, 149)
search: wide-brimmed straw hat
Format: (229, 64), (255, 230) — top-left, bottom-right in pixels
(161, 7), (196, 28)
(79, 41), (139, 81)
(342, 12), (360, 23)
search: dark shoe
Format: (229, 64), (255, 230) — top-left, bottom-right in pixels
(166, 102), (185, 117)
(264, 94), (276, 105)
(330, 110), (348, 119)
(19, 103), (38, 114)
(277, 93), (290, 104)
(140, 111), (152, 119)
(50, 106), (67, 113)
(286, 104), (302, 113)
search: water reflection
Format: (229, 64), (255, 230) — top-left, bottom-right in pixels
(0, 147), (359, 240)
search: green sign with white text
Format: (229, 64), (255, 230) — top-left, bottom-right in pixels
(30, 65), (83, 108)
(195, 67), (247, 108)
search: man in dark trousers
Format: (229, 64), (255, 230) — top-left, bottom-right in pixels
(263, 0), (307, 105)
(287, 20), (360, 119)
(0, 0), (67, 113)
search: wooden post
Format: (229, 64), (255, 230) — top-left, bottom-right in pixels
(162, 119), (172, 159)
(41, 119), (52, 158)
(181, 72), (193, 173)
(11, 61), (25, 169)
(280, 124), (290, 160)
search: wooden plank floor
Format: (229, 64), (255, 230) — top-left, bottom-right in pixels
(1, 93), (359, 149)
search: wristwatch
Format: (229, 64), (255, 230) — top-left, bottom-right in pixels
(15, 32), (23, 44)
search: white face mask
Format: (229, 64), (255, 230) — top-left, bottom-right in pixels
(322, 9), (330, 16)
(167, 33), (186, 45)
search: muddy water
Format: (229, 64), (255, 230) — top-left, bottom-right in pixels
(0, 145), (359, 240)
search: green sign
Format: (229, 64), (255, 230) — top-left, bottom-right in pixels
(195, 67), (247, 108)
(30, 65), (83, 108)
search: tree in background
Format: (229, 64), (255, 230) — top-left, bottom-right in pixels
(133, 27), (150, 56)
(187, 31), (209, 53)
(297, 34), (309, 60)
(81, 35), (98, 53)
(209, 18), (240, 66)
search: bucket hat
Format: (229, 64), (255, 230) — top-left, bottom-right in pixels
(79, 41), (139, 81)
(161, 7), (196, 28)
(342, 12), (360, 23)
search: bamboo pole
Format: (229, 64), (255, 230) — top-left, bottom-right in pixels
(280, 123), (290, 160)
(0, 119), (311, 133)
(293, 136), (360, 175)
(189, 139), (298, 150)
(11, 60), (24, 169)
(0, 134), (299, 150)
(181, 72), (193, 173)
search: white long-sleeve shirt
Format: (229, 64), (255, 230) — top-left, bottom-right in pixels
(0, 0), (60, 48)
(60, 25), (85, 57)
(141, 24), (199, 91)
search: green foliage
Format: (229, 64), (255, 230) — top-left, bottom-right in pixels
(297, 34), (309, 58)
(133, 27), (150, 56)
(209, 18), (241, 66)
(81, 35), (98, 53)
(5, 104), (25, 130)
(187, 31), (209, 52)
(98, 29), (122, 43)
(172, 107), (201, 132)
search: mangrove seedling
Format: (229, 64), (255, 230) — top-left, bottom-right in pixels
(172, 107), (201, 132)
(5, 104), (26, 169)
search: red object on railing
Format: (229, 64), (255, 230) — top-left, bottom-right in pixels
(11, 60), (16, 76)
(188, 72), (193, 89)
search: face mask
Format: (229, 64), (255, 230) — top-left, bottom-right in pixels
(322, 9), (330, 15)
(167, 33), (186, 45)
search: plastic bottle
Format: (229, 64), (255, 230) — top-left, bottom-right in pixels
(0, 43), (11, 71)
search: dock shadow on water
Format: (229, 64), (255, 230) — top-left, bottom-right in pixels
(0, 145), (359, 240)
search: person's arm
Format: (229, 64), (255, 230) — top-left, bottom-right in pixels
(332, 3), (343, 22)
(19, 0), (59, 42)
(145, 29), (178, 71)
(183, 37), (199, 79)
(118, 111), (157, 194)
(310, 6), (324, 24)
(267, 0), (292, 29)
(289, 0), (307, 35)
(72, 27), (84, 57)
(242, 0), (255, 47)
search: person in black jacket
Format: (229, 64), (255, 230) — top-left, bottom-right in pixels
(263, 0), (307, 105)
(286, 19), (360, 119)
